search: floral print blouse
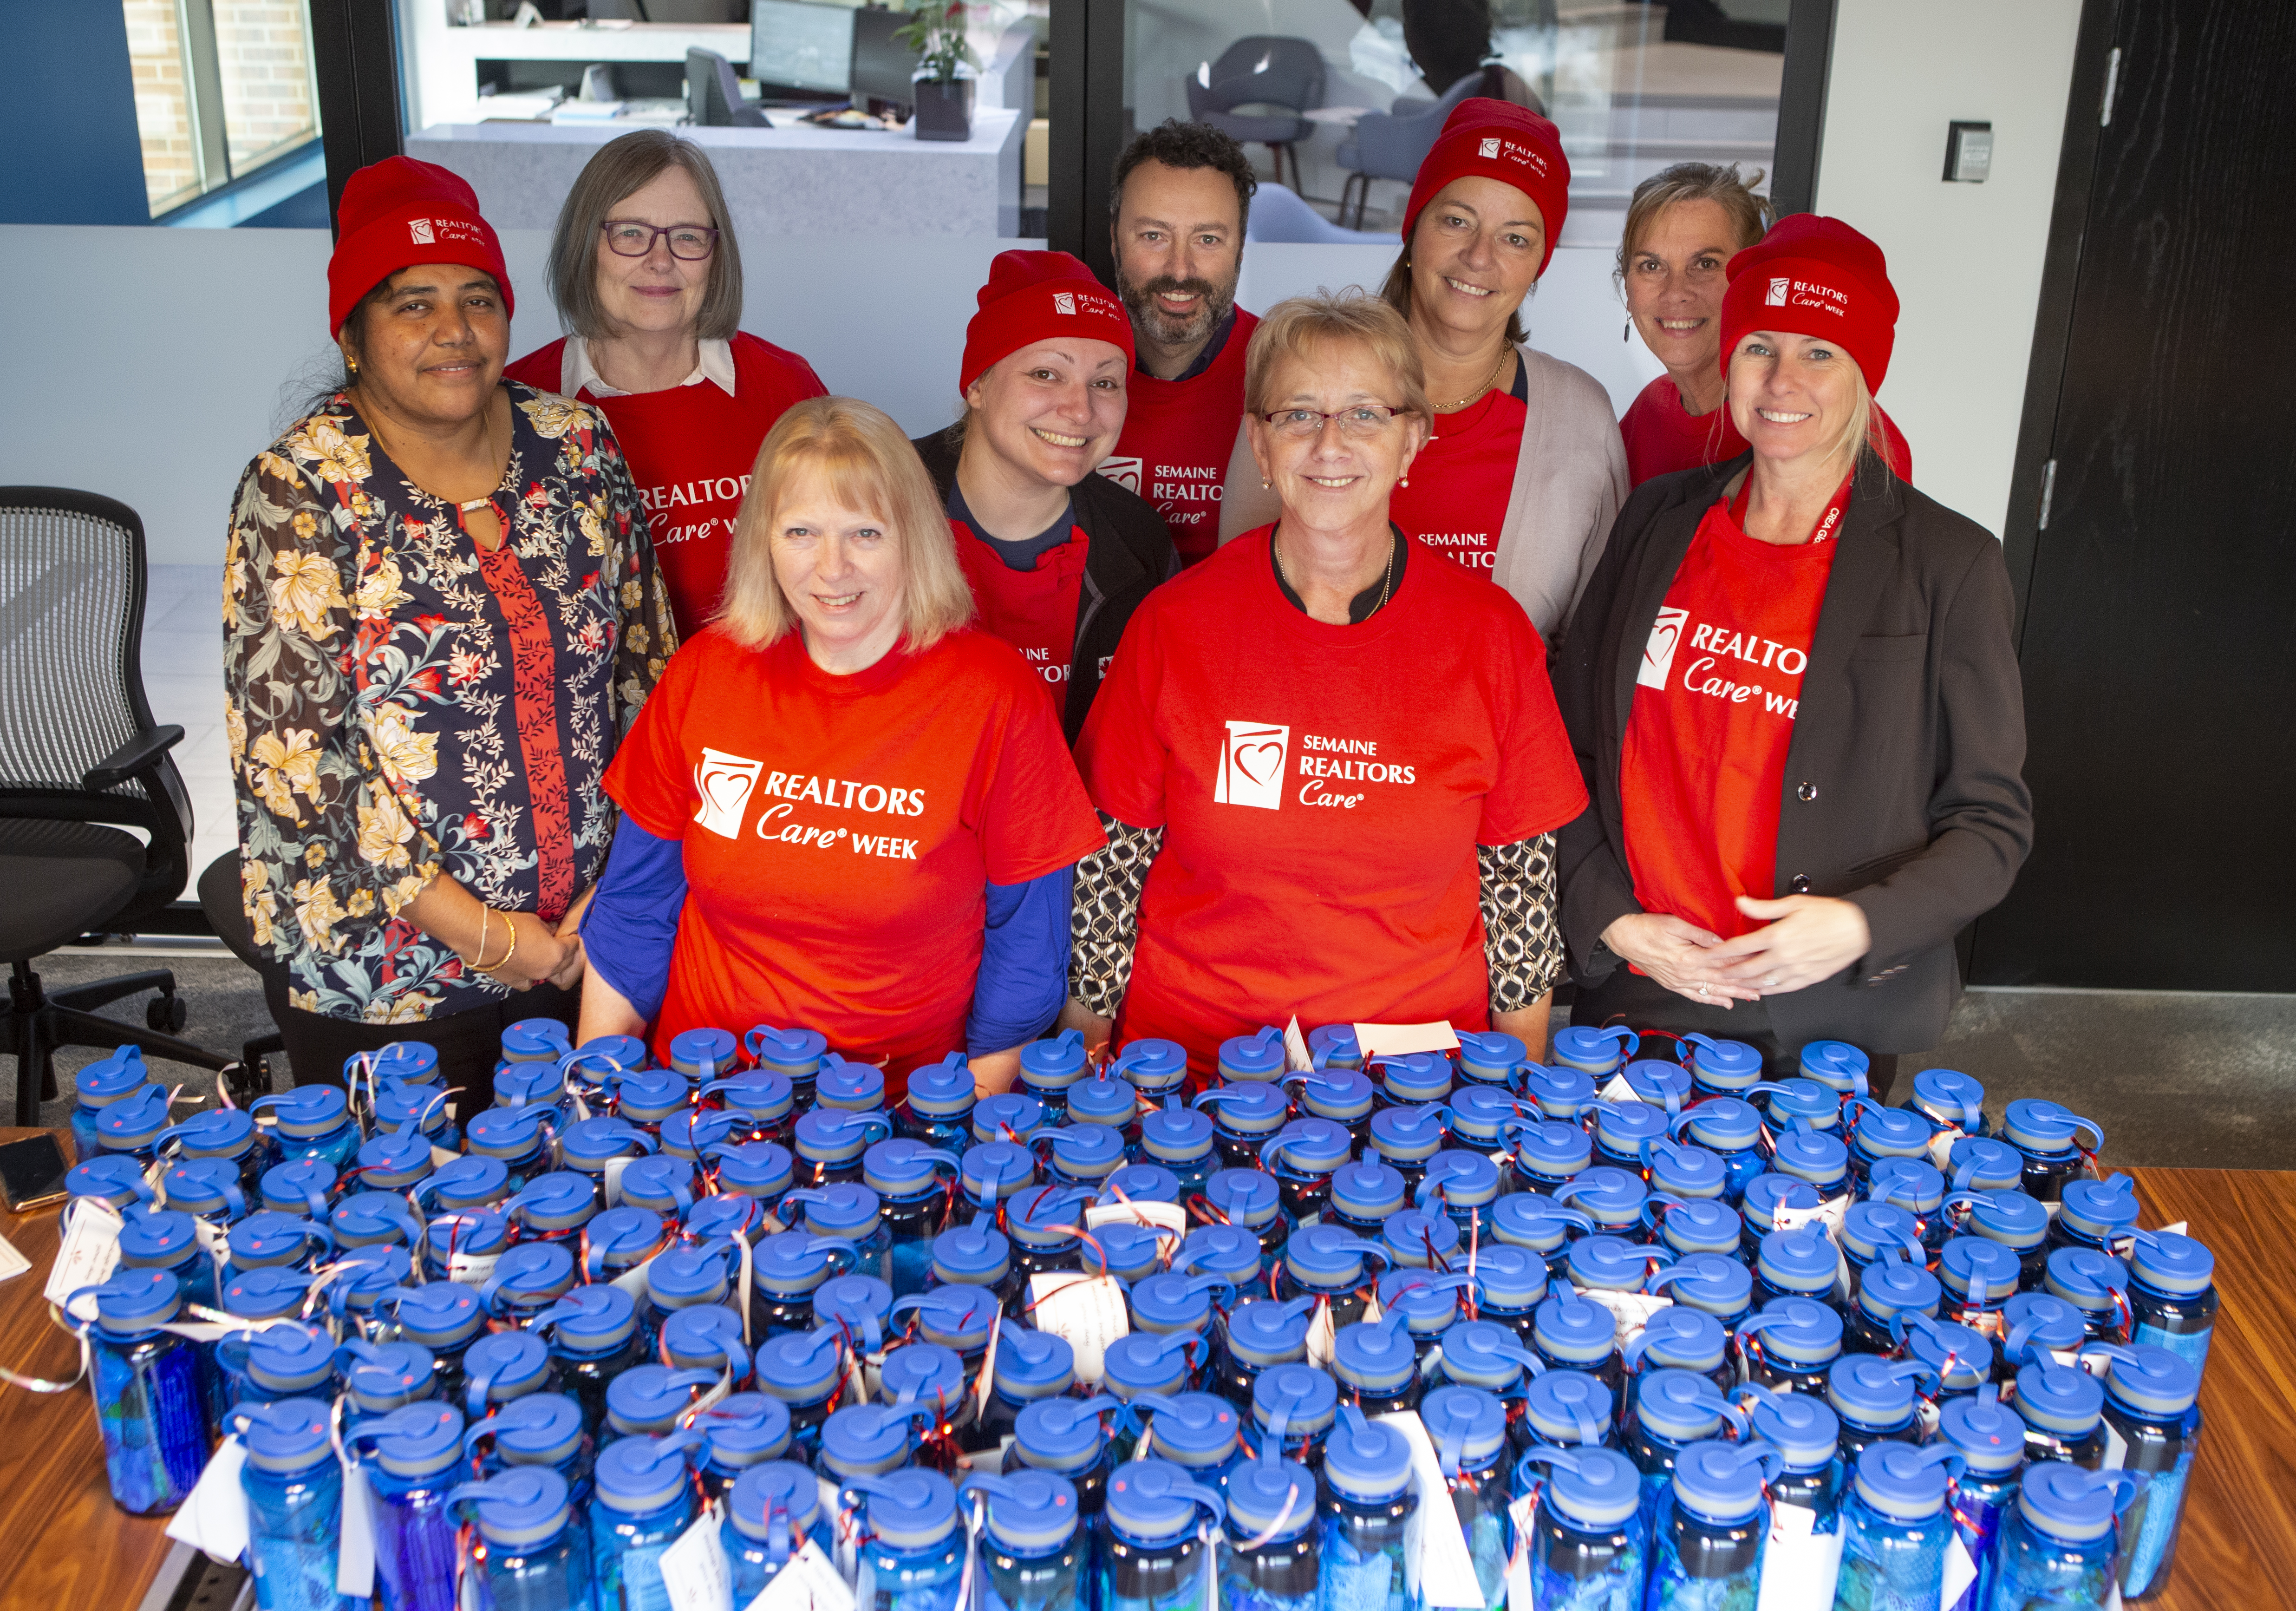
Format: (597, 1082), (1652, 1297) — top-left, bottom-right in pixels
(225, 384), (675, 1023)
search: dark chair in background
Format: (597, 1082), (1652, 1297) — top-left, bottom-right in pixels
(1186, 36), (1327, 192)
(1337, 71), (1487, 229)
(197, 852), (282, 1097)
(0, 487), (232, 1124)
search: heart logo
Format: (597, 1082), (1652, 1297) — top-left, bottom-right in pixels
(692, 747), (764, 838)
(1232, 740), (1283, 787)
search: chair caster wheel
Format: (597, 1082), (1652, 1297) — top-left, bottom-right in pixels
(148, 994), (188, 1033)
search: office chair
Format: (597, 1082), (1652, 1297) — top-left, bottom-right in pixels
(0, 487), (233, 1125)
(1186, 37), (1326, 193)
(687, 48), (769, 126)
(1336, 70), (1486, 229)
(1245, 181), (1400, 244)
(196, 852), (280, 1098)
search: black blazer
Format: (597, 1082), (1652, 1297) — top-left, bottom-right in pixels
(913, 426), (1179, 744)
(1552, 454), (2033, 1053)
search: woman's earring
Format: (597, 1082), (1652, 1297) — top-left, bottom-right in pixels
(1261, 478), (1271, 490)
(1399, 474), (1409, 488)
(346, 354), (359, 375)
(1623, 319), (1631, 342)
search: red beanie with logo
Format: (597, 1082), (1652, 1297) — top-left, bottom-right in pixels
(959, 249), (1135, 395)
(1402, 99), (1571, 277)
(326, 156), (513, 336)
(1718, 214), (1899, 391)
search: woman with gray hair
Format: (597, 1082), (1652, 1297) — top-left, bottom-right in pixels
(506, 128), (825, 636)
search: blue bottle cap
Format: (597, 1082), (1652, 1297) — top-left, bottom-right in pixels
(357, 1402), (465, 1479)
(470, 1392), (585, 1469)
(1846, 1101), (1933, 1164)
(646, 1240), (736, 1310)
(97, 1084), (176, 1151)
(1964, 1190), (2050, 1251)
(744, 1025), (827, 1079)
(660, 1303), (750, 1374)
(1908, 1067), (1986, 1130)
(1522, 1371), (1614, 1446)
(1670, 1439), (1782, 1527)
(1220, 1456), (1315, 1541)
(1291, 1067), (1376, 1124)
(420, 1155), (512, 1213)
(1416, 1150), (1502, 1212)
(1515, 1063), (1600, 1122)
(684, 1195), (762, 1247)
(116, 1205), (199, 1268)
(985, 1322), (1076, 1401)
(667, 1112), (744, 1165)
(1306, 1025), (1362, 1067)
(501, 1172), (597, 1235)
(1445, 1086), (1526, 1147)
(338, 1338), (436, 1413)
(1218, 1026), (1287, 1081)
(730, 1461), (824, 1543)
(1565, 1234), (1654, 1293)
(1281, 1225), (1383, 1291)
(1758, 1078), (1842, 1129)
(1676, 1097), (1762, 1152)
(252, 1084), (350, 1140)
(1742, 1174), (1823, 1237)
(1507, 1120), (1594, 1182)
(961, 1469), (1083, 1553)
(1262, 1117), (1355, 1175)
(1084, 1220), (1180, 1283)
(753, 1327), (844, 1404)
(1798, 1041), (1869, 1096)
(462, 1328), (551, 1410)
(1323, 1407), (1413, 1504)
(1202, 1169), (1280, 1230)
(1099, 1163), (1182, 1205)
(450, 1467), (574, 1549)
(1589, 1101), (1670, 1162)
(904, 1053), (977, 1120)
(221, 1264), (314, 1322)
(2000, 1099), (2102, 1157)
(1194, 1081), (1291, 1139)
(931, 1222), (1011, 1286)
(1252, 1362), (1338, 1438)
(566, 1033), (645, 1074)
(1470, 1244), (1547, 1311)
(2056, 1174), (2141, 1242)
(355, 1128), (435, 1191)
(1895, 1315), (1991, 1394)
(66, 1154), (151, 1208)
(1329, 1159), (1407, 1221)
(2124, 1228), (2213, 1296)
(1826, 1355), (1927, 1430)
(1651, 1196), (1742, 1258)
(701, 1071), (795, 1127)
(1224, 1297), (1316, 1367)
(960, 1141), (1037, 1205)
(815, 1054), (887, 1113)
(594, 1431), (704, 1514)
(1937, 1236), (2023, 1307)
(1035, 1124), (1126, 1183)
(559, 1115), (656, 1167)
(481, 1240), (578, 1312)
(1549, 1025), (1637, 1076)
(1857, 1255), (1942, 1325)
(1007, 1183), (1092, 1252)
(584, 1205), (669, 1276)
(815, 1275), (895, 1343)
(1134, 1390), (1244, 1469)
(1840, 1201), (1925, 1265)
(820, 1402), (932, 1478)
(492, 1019), (571, 1064)
(1623, 1308), (1727, 1376)
(1137, 1100), (1216, 1165)
(708, 1140), (796, 1198)
(973, 1093), (1047, 1146)
(1102, 1330), (1198, 1401)
(697, 1393), (792, 1470)
(1643, 1139), (1726, 1200)
(72, 1268), (180, 1331)
(1422, 1384), (1508, 1473)
(1010, 1393), (1122, 1471)
(1682, 1035), (1763, 1091)
(793, 1109), (892, 1167)
(1947, 1136), (2026, 1193)
(1552, 1165), (1647, 1228)
(1936, 1386), (2023, 1474)
(2085, 1342), (2199, 1417)
(873, 1340), (963, 1412)
(493, 1062), (567, 1110)
(892, 1285), (999, 1353)
(1180, 1223), (1263, 1284)
(1110, 1038), (1189, 1094)
(607, 1365), (719, 1437)
(1375, 1052), (1453, 1106)
(74, 1046), (150, 1105)
(163, 1157), (246, 1219)
(1619, 1060), (1692, 1111)
(388, 1281), (482, 1348)
(245, 1320), (338, 1393)
(1851, 1441), (1962, 1522)
(234, 1399), (335, 1472)
(1066, 1073), (1139, 1127)
(1105, 1457), (1227, 1545)
(463, 1104), (554, 1162)
(785, 1182), (883, 1239)
(332, 1244), (414, 1310)
(1378, 1270), (1472, 1338)
(2012, 1359), (2104, 1434)
(161, 1107), (261, 1162)
(1491, 1192), (1590, 1255)
(1382, 1207), (1462, 1269)
(2017, 1462), (2140, 1544)
(226, 1210), (332, 1271)
(1631, 1369), (1731, 1443)
(1332, 1310), (1419, 1391)
(1455, 1030), (1525, 1084)
(1735, 1384), (1839, 1471)
(1436, 1321), (1544, 1391)
(1770, 1126), (1851, 1189)
(1519, 1446), (1641, 1528)
(1129, 1271), (1229, 1335)
(1020, 1031), (1090, 1093)
(428, 1209), (517, 1264)
(1865, 1159), (1947, 1216)
(2002, 1292), (2088, 1362)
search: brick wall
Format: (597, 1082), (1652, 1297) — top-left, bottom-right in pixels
(213, 0), (317, 173)
(123, 0), (197, 215)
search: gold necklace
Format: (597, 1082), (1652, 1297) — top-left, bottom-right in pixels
(1435, 345), (1513, 413)
(1274, 525), (1396, 618)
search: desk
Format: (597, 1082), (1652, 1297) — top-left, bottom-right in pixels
(407, 19), (751, 126)
(0, 1137), (2289, 1609)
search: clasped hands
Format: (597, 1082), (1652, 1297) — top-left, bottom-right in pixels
(1600, 895), (1872, 1009)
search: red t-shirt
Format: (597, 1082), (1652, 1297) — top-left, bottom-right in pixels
(502, 332), (827, 636)
(1075, 528), (1588, 1073)
(952, 518), (1090, 693)
(1618, 373), (1915, 486)
(1105, 308), (1261, 566)
(604, 625), (1105, 1084)
(1388, 386), (1526, 576)
(1618, 496), (1840, 940)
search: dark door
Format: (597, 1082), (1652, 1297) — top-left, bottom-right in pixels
(1971, 0), (2296, 990)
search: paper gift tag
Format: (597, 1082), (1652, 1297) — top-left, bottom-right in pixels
(0, 1229), (31, 1284)
(1084, 1199), (1187, 1237)
(1937, 1532), (1977, 1611)
(1755, 1501), (1846, 1611)
(1026, 1273), (1129, 1385)
(1773, 1192), (1851, 1238)
(1354, 1022), (1462, 1059)
(45, 1198), (122, 1308)
(820, 1478), (861, 1587)
(746, 1538), (858, 1611)
(613, 1250), (662, 1299)
(448, 1249), (503, 1286)
(1597, 1074), (1639, 1105)
(659, 1505), (734, 1611)
(603, 1156), (636, 1208)
(1283, 1017), (1314, 1074)
(1380, 1410), (1484, 1610)
(337, 1460), (377, 1596)
(1504, 1493), (1537, 1611)
(430, 1146), (462, 1170)
(1305, 1300), (1337, 1369)
(1570, 1286), (1672, 1353)
(165, 1436), (251, 1563)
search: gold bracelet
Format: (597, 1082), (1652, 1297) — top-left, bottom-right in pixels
(472, 906), (492, 970)
(474, 909), (518, 975)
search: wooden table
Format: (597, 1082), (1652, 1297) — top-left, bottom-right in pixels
(0, 1134), (2291, 1609)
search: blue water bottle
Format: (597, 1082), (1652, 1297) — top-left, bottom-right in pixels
(1101, 1458), (1226, 1611)
(1422, 1385), (1513, 1607)
(1316, 1408), (1418, 1611)
(2085, 1342), (2202, 1600)
(864, 1139), (961, 1297)
(1737, 1297), (1843, 1395)
(1994, 1101), (2102, 1205)
(724, 1461), (833, 1602)
(1512, 1445), (1647, 1608)
(845, 1468), (971, 1611)
(1644, 1439), (1780, 1608)
(71, 1046), (155, 1162)
(2122, 1229), (2217, 1380)
(1832, 1442), (1964, 1611)
(590, 1431), (703, 1610)
(1217, 1445), (1318, 1611)
(1738, 1385), (1846, 1611)
(1936, 1387), (2024, 1611)
(961, 1470), (1088, 1611)
(350, 1402), (465, 1611)
(450, 1467), (597, 1611)
(68, 1271), (209, 1513)
(234, 1399), (352, 1610)
(1982, 1462), (2138, 1611)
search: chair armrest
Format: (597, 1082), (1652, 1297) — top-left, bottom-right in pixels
(84, 726), (184, 791)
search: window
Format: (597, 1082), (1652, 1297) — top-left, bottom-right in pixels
(122, 0), (322, 218)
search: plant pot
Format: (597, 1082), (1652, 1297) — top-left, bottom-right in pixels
(913, 76), (974, 142)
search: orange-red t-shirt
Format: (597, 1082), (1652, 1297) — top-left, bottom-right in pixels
(604, 626), (1105, 1083)
(1618, 373), (1916, 487)
(1389, 386), (1526, 576)
(1106, 308), (1260, 565)
(952, 517), (1090, 694)
(1618, 496), (1840, 940)
(1075, 528), (1588, 1074)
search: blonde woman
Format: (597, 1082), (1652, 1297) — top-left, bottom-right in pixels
(576, 397), (1104, 1096)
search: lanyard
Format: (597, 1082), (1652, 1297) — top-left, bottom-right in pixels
(1729, 473), (1854, 545)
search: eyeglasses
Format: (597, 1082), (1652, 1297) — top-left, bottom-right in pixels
(1260, 404), (1409, 439)
(600, 221), (719, 260)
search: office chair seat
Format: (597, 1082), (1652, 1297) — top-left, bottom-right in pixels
(196, 851), (284, 1100)
(1201, 108), (1317, 147)
(0, 818), (145, 963)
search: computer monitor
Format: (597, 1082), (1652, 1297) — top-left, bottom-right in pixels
(849, 7), (923, 114)
(750, 0), (856, 96)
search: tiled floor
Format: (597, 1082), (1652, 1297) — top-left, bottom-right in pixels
(143, 565), (235, 886)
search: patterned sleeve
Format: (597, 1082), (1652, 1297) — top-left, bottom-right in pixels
(1067, 812), (1165, 1017)
(223, 430), (442, 971)
(1480, 833), (1565, 1012)
(594, 413), (676, 731)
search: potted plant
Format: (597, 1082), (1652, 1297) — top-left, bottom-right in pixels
(895, 0), (978, 142)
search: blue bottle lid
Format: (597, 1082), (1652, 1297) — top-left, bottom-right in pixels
(1840, 1201), (1924, 1265)
(1422, 1384), (1508, 1473)
(226, 1210), (332, 1271)
(1252, 1362), (1339, 1440)
(1590, 1100), (1670, 1158)
(2012, 1358), (2104, 1434)
(749, 1230), (844, 1297)
(1857, 1255), (1941, 1326)
(1194, 1081), (1291, 1140)
(708, 1141), (796, 1198)
(1217, 1026), (1287, 1081)
(1642, 1139), (1727, 1200)
(354, 1127), (435, 1191)
(1381, 1207), (1462, 1269)
(1290, 1067), (1376, 1124)
(2002, 1292), (2088, 1362)
(245, 1320), (338, 1393)
(1908, 1067), (1986, 1131)
(745, 1025), (827, 1079)
(904, 1053), (977, 1120)
(1099, 1163), (1182, 1206)
(2123, 1228), (2213, 1296)
(2000, 1099), (2102, 1157)
(892, 1285), (999, 1353)
(697, 1393), (792, 1470)
(1455, 1030), (1525, 1084)
(1436, 1320), (1544, 1391)
(1222, 1297), (1314, 1368)
(1101, 1330), (1197, 1402)
(469, 1392), (585, 1469)
(1084, 1221), (1180, 1283)
(660, 1303), (750, 1375)
(1947, 1136), (2025, 1193)
(1130, 1271), (1229, 1335)
(594, 1431), (704, 1514)
(1012, 1393), (1123, 1471)
(97, 1084), (176, 1151)
(1220, 1455), (1316, 1541)
(1331, 1309), (1418, 1391)
(1631, 1369), (1731, 1443)
(1329, 1159), (1407, 1221)
(1323, 1407), (1413, 1504)
(1935, 1386), (2023, 1475)
(1651, 1196), (1742, 1258)
(1110, 1038), (1189, 1094)
(820, 1402), (933, 1478)
(931, 1222), (1011, 1287)
(1676, 1097), (1762, 1153)
(220, 1264), (314, 1322)
(1491, 1192), (1590, 1255)
(1549, 1025), (1637, 1076)
(480, 1240), (578, 1313)
(1066, 1073), (1139, 1127)
(753, 1327), (844, 1404)
(1757, 1078), (1842, 1129)
(1623, 1308), (1727, 1377)
(1306, 1025), (1361, 1067)
(1937, 1236), (2023, 1307)
(1865, 1159), (1947, 1216)
(1205, 1168), (1283, 1230)
(493, 1062), (567, 1110)
(1552, 1164), (1647, 1228)
(961, 1469), (1083, 1552)
(815, 1054), (887, 1113)
(1134, 1391), (1244, 1469)
(2017, 1462), (2140, 1544)
(1964, 1190), (2050, 1251)
(1507, 1117), (1594, 1180)
(1445, 1086), (1525, 1147)
(71, 1268), (180, 1332)
(1826, 1355), (1926, 1430)
(793, 1109), (892, 1167)
(450, 1467), (574, 1549)
(960, 1141), (1037, 1205)
(234, 1399), (335, 1473)
(815, 1275), (896, 1344)
(420, 1155), (512, 1213)
(356, 1402), (465, 1479)
(605, 1070), (691, 1129)
(1681, 1035), (1762, 1091)
(1533, 1294), (1618, 1365)
(1105, 1457), (1227, 1545)
(974, 1093), (1048, 1146)
(338, 1338), (436, 1413)
(682, 1193), (764, 1251)
(1771, 1125), (1851, 1189)
(463, 1103), (554, 1162)
(1522, 1370), (1614, 1446)
(163, 1157), (246, 1219)
(2057, 1174), (2141, 1242)
(428, 1206), (511, 1268)
(607, 1365), (719, 1437)
(1138, 1100), (1217, 1165)
(1619, 1060), (1693, 1112)
(785, 1182), (883, 1239)
(1035, 1123), (1126, 1183)
(1846, 1100), (1933, 1164)
(161, 1107), (261, 1163)
(1895, 1315), (1991, 1394)
(1565, 1234), (1655, 1293)
(701, 1071), (796, 1127)
(75, 1046), (151, 1106)
(490, 1019), (570, 1064)
(989, 1322), (1076, 1400)
(1735, 1384), (1839, 1471)
(1798, 1041), (1870, 1097)
(1375, 1052), (1453, 1106)
(1851, 1441), (1961, 1522)
(252, 1084), (350, 1141)
(580, 1205), (665, 1279)
(1515, 1063), (1600, 1122)
(1670, 1439), (1782, 1527)
(1742, 1175), (1822, 1238)
(730, 1461), (824, 1543)
(1004, 1183), (1091, 1252)
(116, 1205), (199, 1268)
(1281, 1225), (1384, 1291)
(1179, 1224), (1263, 1286)
(1378, 1270), (1472, 1338)
(1417, 1150), (1502, 1212)
(386, 1281), (481, 1348)
(2086, 1342), (2199, 1417)
(1470, 1244), (1547, 1312)
(462, 1328), (553, 1412)
(646, 1240), (736, 1310)
(1262, 1117), (1355, 1175)
(66, 1154), (150, 1209)
(1519, 1446), (1640, 1529)
(499, 1172), (595, 1236)
(559, 1115), (656, 1168)
(332, 1244), (414, 1311)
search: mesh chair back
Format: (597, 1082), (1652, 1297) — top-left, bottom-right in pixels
(0, 489), (155, 795)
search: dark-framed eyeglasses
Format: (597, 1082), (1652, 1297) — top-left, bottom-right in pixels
(1260, 404), (1409, 439)
(600, 221), (719, 260)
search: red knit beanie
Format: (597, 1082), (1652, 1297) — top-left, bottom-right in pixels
(1718, 214), (1899, 392)
(1402, 99), (1571, 277)
(326, 156), (513, 337)
(959, 250), (1134, 395)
